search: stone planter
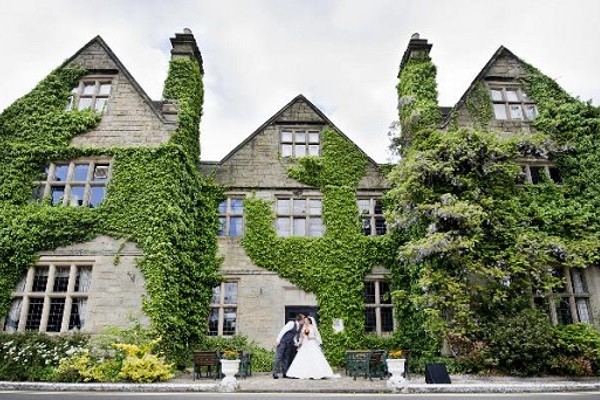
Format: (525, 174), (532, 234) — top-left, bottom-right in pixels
(219, 359), (240, 392)
(386, 358), (406, 389)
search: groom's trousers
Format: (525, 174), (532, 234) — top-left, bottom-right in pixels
(273, 342), (297, 375)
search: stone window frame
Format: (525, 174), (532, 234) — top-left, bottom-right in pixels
(32, 158), (112, 208)
(65, 76), (113, 113)
(533, 267), (592, 325)
(280, 128), (320, 158)
(489, 84), (538, 122)
(208, 281), (238, 337)
(357, 197), (387, 236)
(519, 160), (561, 184)
(2, 258), (94, 333)
(364, 277), (395, 335)
(218, 196), (245, 237)
(275, 196), (324, 237)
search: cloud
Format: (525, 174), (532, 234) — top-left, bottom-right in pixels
(1, 0), (598, 163)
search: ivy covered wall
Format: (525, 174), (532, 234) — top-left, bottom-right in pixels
(242, 127), (396, 364)
(0, 49), (221, 362)
(395, 49), (441, 153)
(387, 38), (600, 359)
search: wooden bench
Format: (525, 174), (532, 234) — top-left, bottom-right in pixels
(193, 351), (222, 380)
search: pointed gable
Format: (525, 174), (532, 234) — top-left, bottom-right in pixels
(61, 36), (177, 148)
(274, 96), (326, 124)
(202, 94), (387, 189)
(442, 46), (537, 135)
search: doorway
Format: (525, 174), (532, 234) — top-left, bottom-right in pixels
(284, 306), (318, 325)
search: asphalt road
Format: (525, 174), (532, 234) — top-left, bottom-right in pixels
(1, 392), (600, 400)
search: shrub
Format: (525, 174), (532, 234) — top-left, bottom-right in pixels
(55, 326), (173, 382)
(550, 355), (594, 376)
(118, 353), (174, 383)
(484, 309), (555, 376)
(54, 352), (92, 382)
(55, 349), (127, 383)
(449, 336), (497, 374)
(551, 323), (600, 376)
(0, 332), (88, 381)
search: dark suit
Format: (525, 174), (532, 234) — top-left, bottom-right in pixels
(273, 320), (302, 375)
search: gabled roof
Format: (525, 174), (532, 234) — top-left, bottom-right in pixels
(60, 35), (169, 124)
(216, 94), (380, 167)
(441, 46), (526, 127)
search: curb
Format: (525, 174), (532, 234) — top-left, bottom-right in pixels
(1, 381), (600, 394)
(395, 383), (600, 394)
(0, 382), (219, 393)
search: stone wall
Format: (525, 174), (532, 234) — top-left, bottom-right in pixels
(66, 41), (176, 148)
(218, 237), (317, 349)
(451, 51), (536, 137)
(207, 98), (388, 190)
(39, 235), (148, 331)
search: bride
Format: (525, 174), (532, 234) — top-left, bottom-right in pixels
(285, 316), (339, 379)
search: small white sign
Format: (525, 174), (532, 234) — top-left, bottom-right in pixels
(332, 318), (344, 333)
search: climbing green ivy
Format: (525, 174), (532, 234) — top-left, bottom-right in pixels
(465, 82), (493, 130)
(387, 47), (600, 363)
(243, 127), (397, 365)
(395, 54), (441, 153)
(162, 58), (204, 162)
(520, 62), (600, 267)
(0, 56), (221, 364)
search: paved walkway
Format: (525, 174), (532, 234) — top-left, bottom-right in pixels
(1, 372), (600, 393)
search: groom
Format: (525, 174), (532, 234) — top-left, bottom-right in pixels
(272, 313), (306, 379)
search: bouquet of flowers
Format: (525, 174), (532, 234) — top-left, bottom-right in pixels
(388, 350), (404, 359)
(221, 350), (239, 360)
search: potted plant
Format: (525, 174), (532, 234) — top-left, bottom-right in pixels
(220, 350), (241, 386)
(386, 350), (406, 387)
(221, 350), (239, 360)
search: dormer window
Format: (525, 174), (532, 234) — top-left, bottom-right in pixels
(490, 86), (537, 121)
(281, 128), (320, 158)
(66, 78), (113, 113)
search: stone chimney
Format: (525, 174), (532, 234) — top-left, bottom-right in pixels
(169, 28), (203, 73)
(398, 33), (433, 77)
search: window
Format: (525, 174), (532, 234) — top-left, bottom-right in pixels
(3, 263), (92, 332)
(364, 280), (394, 335)
(520, 163), (561, 184)
(280, 129), (320, 158)
(208, 282), (238, 336)
(66, 78), (112, 113)
(276, 197), (324, 237)
(218, 197), (244, 237)
(358, 198), (386, 236)
(490, 86), (537, 121)
(32, 160), (111, 207)
(534, 268), (592, 325)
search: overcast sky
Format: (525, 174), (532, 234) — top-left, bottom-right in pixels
(1, 0), (598, 162)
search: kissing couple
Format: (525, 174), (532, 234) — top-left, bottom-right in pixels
(272, 313), (339, 379)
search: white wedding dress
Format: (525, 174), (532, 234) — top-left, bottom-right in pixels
(285, 323), (339, 379)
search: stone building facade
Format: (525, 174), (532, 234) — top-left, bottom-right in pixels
(0, 33), (197, 335)
(200, 95), (390, 348)
(1, 31), (598, 348)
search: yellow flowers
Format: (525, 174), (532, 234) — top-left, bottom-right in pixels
(221, 350), (239, 360)
(388, 350), (404, 359)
